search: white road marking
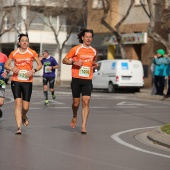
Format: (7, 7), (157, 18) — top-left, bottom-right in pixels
(116, 106), (138, 108)
(111, 126), (170, 159)
(117, 101), (147, 106)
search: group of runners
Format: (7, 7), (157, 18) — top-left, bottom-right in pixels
(0, 28), (98, 135)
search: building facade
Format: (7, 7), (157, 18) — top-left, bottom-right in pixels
(87, 0), (169, 88)
(0, 0), (86, 85)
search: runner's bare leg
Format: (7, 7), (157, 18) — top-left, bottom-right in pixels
(81, 96), (90, 132)
(70, 98), (80, 128)
(14, 98), (22, 128)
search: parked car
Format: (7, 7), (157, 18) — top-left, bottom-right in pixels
(92, 59), (144, 93)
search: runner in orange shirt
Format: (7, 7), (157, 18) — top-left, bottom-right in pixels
(5, 33), (42, 134)
(62, 28), (98, 134)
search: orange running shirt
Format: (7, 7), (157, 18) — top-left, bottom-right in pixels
(65, 44), (97, 80)
(9, 48), (38, 82)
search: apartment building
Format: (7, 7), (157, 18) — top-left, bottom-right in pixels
(0, 0), (86, 85)
(87, 0), (169, 87)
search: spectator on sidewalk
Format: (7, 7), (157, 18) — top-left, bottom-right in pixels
(166, 76), (170, 97)
(163, 53), (170, 97)
(150, 63), (156, 95)
(152, 49), (166, 95)
(152, 49), (170, 96)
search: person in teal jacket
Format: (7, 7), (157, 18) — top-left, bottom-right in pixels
(152, 49), (169, 95)
(161, 54), (170, 96)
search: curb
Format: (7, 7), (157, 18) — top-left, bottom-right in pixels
(136, 90), (170, 149)
(147, 127), (170, 149)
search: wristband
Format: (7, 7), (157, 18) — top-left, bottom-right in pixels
(34, 69), (38, 73)
(72, 61), (74, 65)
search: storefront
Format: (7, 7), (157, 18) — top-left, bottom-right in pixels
(102, 32), (148, 60)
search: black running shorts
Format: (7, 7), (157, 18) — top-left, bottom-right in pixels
(43, 77), (55, 89)
(11, 81), (32, 102)
(71, 78), (93, 98)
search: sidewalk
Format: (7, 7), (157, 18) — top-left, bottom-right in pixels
(136, 88), (170, 101)
(135, 88), (170, 149)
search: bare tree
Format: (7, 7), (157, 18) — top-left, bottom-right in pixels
(101, 0), (135, 58)
(0, 0), (16, 37)
(142, 0), (170, 53)
(6, 0), (45, 49)
(39, 0), (87, 84)
(13, 0), (43, 34)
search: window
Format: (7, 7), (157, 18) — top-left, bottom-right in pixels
(92, 0), (103, 9)
(134, 0), (147, 6)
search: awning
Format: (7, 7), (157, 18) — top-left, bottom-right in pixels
(103, 32), (148, 45)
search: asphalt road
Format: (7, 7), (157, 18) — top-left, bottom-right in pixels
(0, 85), (170, 170)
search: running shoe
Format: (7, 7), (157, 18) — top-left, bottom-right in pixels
(44, 100), (49, 105)
(52, 94), (56, 100)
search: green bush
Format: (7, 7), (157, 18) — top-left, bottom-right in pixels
(161, 124), (170, 135)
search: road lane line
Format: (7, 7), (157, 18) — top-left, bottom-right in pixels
(111, 126), (170, 159)
(117, 101), (147, 106)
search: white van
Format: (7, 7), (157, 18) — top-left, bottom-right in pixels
(92, 59), (144, 92)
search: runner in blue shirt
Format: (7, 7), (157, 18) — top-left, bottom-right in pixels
(40, 50), (59, 105)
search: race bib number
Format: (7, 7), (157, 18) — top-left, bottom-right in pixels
(18, 70), (29, 80)
(45, 66), (52, 73)
(79, 66), (90, 77)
